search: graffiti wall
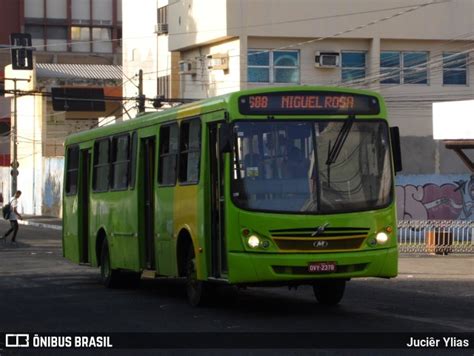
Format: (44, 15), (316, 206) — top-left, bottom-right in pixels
(396, 174), (474, 220)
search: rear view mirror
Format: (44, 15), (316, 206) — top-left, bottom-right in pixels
(390, 126), (402, 173)
(219, 123), (233, 153)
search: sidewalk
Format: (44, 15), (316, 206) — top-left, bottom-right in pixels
(19, 215), (62, 230)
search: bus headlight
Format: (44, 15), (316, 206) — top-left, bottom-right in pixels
(376, 232), (389, 244)
(247, 235), (261, 248)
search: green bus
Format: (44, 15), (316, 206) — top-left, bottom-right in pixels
(63, 86), (402, 306)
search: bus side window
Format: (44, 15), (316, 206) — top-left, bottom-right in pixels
(129, 132), (138, 188)
(111, 134), (130, 190)
(158, 123), (179, 186)
(92, 138), (111, 192)
(65, 145), (79, 195)
(178, 118), (201, 184)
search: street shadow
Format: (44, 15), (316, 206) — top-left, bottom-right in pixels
(0, 240), (31, 249)
(132, 278), (348, 317)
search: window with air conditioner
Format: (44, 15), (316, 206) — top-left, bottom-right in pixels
(315, 52), (339, 68)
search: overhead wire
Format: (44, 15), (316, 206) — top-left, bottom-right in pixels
(1, 0), (470, 124)
(0, 2), (450, 54)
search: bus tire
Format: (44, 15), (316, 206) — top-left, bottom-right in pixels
(100, 239), (120, 288)
(185, 244), (209, 306)
(313, 279), (346, 306)
(120, 271), (141, 289)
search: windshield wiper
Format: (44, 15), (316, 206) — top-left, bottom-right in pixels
(325, 115), (355, 187)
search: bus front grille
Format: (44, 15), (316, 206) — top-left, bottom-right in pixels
(269, 226), (370, 238)
(272, 236), (366, 252)
(269, 226), (369, 252)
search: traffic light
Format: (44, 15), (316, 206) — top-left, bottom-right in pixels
(10, 33), (33, 70)
(51, 87), (106, 112)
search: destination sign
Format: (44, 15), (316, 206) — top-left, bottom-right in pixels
(238, 92), (380, 115)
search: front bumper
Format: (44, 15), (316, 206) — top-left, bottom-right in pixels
(226, 247), (398, 284)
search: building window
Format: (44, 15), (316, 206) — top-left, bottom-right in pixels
(23, 0), (119, 54)
(72, 0), (90, 20)
(111, 134), (130, 190)
(47, 0), (67, 19)
(443, 52), (468, 85)
(71, 27), (90, 52)
(157, 6), (168, 35)
(158, 123), (179, 186)
(92, 27), (112, 53)
(158, 75), (170, 98)
(380, 51), (400, 84)
(46, 26), (68, 52)
(65, 146), (79, 195)
(248, 49), (300, 83)
(179, 119), (201, 184)
(403, 52), (428, 84)
(380, 51), (428, 85)
(93, 138), (110, 192)
(341, 52), (366, 83)
(24, 25), (45, 48)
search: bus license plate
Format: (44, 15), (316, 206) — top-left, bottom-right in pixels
(308, 262), (337, 273)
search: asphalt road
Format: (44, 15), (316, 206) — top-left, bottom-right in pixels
(0, 221), (473, 355)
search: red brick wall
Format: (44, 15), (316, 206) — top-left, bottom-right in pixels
(0, 0), (21, 44)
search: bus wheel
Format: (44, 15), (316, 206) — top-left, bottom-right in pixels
(100, 239), (120, 288)
(313, 279), (346, 306)
(185, 245), (208, 306)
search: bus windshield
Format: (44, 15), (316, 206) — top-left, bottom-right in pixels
(231, 120), (392, 214)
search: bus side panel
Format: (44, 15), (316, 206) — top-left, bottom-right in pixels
(107, 191), (140, 271)
(155, 187), (176, 276)
(173, 185), (200, 275)
(63, 195), (80, 263)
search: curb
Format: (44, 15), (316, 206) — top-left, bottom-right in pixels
(18, 220), (62, 231)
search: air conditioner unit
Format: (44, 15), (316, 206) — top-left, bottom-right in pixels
(315, 51), (340, 68)
(179, 60), (196, 75)
(206, 53), (229, 71)
(155, 23), (168, 34)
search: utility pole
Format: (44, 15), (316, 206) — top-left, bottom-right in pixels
(5, 77), (30, 195)
(4, 33), (34, 195)
(137, 69), (145, 113)
(12, 78), (18, 195)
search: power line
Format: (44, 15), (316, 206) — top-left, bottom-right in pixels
(139, 0), (455, 79)
(0, 2), (452, 54)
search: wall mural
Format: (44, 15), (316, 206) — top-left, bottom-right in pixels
(396, 175), (474, 220)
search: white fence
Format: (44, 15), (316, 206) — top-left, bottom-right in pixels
(397, 220), (474, 254)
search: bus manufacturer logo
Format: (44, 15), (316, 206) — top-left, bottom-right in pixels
(313, 240), (329, 248)
(312, 223), (329, 237)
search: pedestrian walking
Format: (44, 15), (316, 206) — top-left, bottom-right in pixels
(1, 190), (23, 244)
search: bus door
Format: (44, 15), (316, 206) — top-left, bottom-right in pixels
(141, 137), (156, 270)
(79, 149), (91, 264)
(209, 122), (227, 277)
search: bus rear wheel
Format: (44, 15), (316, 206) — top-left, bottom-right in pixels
(185, 245), (209, 306)
(100, 239), (120, 288)
(313, 279), (346, 306)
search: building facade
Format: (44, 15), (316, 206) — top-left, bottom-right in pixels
(121, 0), (474, 220)
(0, 0), (123, 215)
